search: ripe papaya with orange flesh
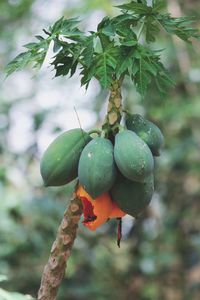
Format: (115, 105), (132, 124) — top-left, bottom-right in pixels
(40, 128), (91, 186)
(114, 130), (154, 183)
(76, 185), (113, 231)
(109, 201), (126, 218)
(125, 113), (164, 156)
(78, 137), (117, 198)
(76, 185), (126, 231)
(110, 172), (154, 217)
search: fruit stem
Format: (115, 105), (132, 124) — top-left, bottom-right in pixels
(88, 129), (102, 136)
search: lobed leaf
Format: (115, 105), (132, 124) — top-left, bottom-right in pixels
(116, 1), (152, 15)
(49, 17), (83, 41)
(5, 37), (50, 76)
(156, 14), (200, 43)
(145, 16), (160, 43)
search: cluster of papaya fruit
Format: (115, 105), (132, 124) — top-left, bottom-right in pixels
(40, 113), (164, 232)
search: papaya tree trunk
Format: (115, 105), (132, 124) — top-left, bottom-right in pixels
(37, 80), (123, 300)
(103, 80), (123, 135)
(37, 193), (83, 300)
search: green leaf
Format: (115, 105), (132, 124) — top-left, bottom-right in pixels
(52, 53), (73, 77)
(119, 39), (138, 46)
(112, 13), (138, 28)
(97, 17), (113, 49)
(155, 64), (175, 93)
(81, 34), (95, 67)
(50, 16), (65, 34)
(93, 45), (118, 88)
(49, 17), (83, 40)
(5, 52), (32, 75)
(131, 45), (175, 96)
(80, 65), (96, 89)
(97, 17), (115, 37)
(5, 35), (51, 76)
(156, 14), (200, 42)
(116, 1), (152, 15)
(134, 56), (152, 97)
(152, 0), (166, 12)
(145, 16), (160, 43)
(116, 46), (136, 77)
(35, 35), (45, 41)
(50, 39), (83, 78)
(70, 60), (78, 77)
(51, 43), (78, 78)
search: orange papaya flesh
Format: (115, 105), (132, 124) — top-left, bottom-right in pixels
(109, 201), (126, 218)
(76, 186), (113, 231)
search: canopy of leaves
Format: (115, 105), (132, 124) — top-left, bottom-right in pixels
(5, 0), (200, 97)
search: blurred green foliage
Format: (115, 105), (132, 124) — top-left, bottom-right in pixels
(0, 1), (200, 300)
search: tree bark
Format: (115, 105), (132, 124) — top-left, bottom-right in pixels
(37, 191), (83, 300)
(103, 80), (123, 136)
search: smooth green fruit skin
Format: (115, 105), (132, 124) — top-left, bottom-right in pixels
(125, 114), (164, 156)
(40, 129), (91, 186)
(114, 130), (154, 183)
(78, 137), (117, 198)
(110, 173), (154, 217)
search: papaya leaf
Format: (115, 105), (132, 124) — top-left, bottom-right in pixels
(6, 4), (199, 97)
(134, 57), (151, 97)
(111, 13), (139, 29)
(5, 36), (50, 76)
(132, 45), (175, 96)
(97, 17), (114, 50)
(116, 47), (136, 78)
(116, 1), (152, 15)
(145, 16), (160, 43)
(156, 14), (200, 43)
(97, 17), (115, 37)
(94, 53), (114, 88)
(80, 65), (96, 89)
(152, 0), (166, 12)
(49, 17), (83, 41)
(92, 44), (119, 88)
(51, 54), (73, 77)
(155, 63), (175, 93)
(82, 34), (95, 67)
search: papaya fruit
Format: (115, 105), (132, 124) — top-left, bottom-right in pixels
(76, 185), (126, 231)
(110, 172), (154, 217)
(40, 128), (91, 186)
(76, 185), (113, 231)
(109, 201), (126, 218)
(125, 113), (164, 156)
(78, 137), (117, 198)
(114, 130), (154, 182)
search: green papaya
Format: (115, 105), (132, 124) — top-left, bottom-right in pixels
(110, 172), (154, 217)
(125, 113), (164, 156)
(114, 130), (154, 183)
(78, 137), (116, 198)
(40, 128), (91, 186)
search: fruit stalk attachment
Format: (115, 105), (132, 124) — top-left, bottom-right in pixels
(37, 191), (83, 300)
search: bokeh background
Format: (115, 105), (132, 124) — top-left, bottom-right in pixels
(0, 0), (200, 299)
